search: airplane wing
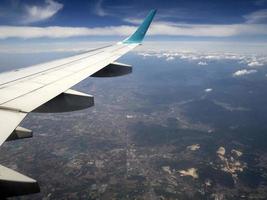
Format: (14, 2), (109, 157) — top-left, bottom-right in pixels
(0, 9), (156, 197)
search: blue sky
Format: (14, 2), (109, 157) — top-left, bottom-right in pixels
(0, 0), (267, 53)
(1, 0), (267, 25)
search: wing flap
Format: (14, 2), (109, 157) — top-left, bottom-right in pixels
(0, 109), (27, 146)
(0, 165), (40, 197)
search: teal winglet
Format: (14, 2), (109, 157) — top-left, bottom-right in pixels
(123, 9), (157, 44)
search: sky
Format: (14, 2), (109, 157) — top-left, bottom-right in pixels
(0, 0), (267, 53)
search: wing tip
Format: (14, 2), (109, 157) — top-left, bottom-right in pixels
(123, 9), (157, 44)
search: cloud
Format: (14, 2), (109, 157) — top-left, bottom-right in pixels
(149, 21), (235, 37)
(205, 88), (213, 93)
(0, 25), (135, 39)
(124, 9), (267, 37)
(93, 0), (134, 17)
(1, 16), (267, 39)
(139, 52), (230, 62)
(152, 21), (267, 37)
(23, 0), (63, 24)
(124, 10), (267, 37)
(166, 56), (175, 61)
(198, 61), (208, 66)
(95, 0), (108, 17)
(1, 41), (267, 57)
(123, 18), (142, 24)
(244, 9), (267, 23)
(138, 50), (267, 69)
(233, 69), (257, 77)
(0, 41), (111, 54)
(247, 61), (264, 67)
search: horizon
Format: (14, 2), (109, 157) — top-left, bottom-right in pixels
(0, 0), (267, 54)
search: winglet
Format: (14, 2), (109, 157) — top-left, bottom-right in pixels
(123, 9), (157, 44)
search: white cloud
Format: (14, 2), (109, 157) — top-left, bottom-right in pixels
(123, 9), (267, 37)
(123, 18), (142, 24)
(137, 41), (267, 54)
(0, 25), (135, 39)
(233, 69), (257, 77)
(198, 61), (208, 66)
(247, 61), (264, 67)
(138, 50), (267, 68)
(1, 19), (267, 39)
(244, 9), (267, 24)
(95, 0), (108, 17)
(148, 21), (267, 37)
(205, 88), (213, 93)
(124, 13), (267, 37)
(23, 0), (63, 24)
(1, 42), (267, 60)
(0, 41), (112, 54)
(166, 56), (175, 61)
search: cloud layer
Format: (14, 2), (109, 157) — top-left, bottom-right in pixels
(0, 25), (134, 39)
(138, 50), (267, 68)
(0, 22), (267, 39)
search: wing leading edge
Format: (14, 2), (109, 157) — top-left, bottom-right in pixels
(0, 9), (156, 197)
